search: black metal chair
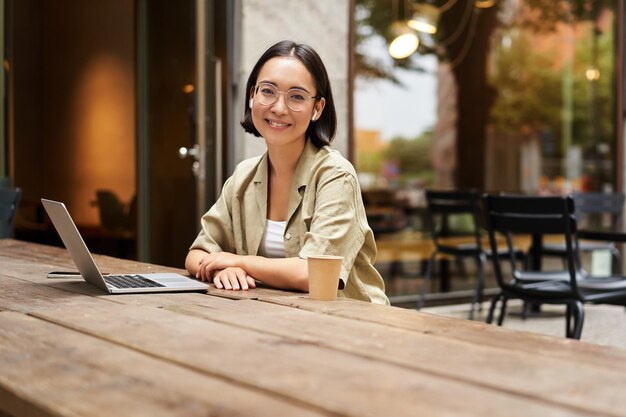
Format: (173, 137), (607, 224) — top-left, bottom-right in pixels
(0, 187), (22, 238)
(540, 191), (625, 273)
(483, 194), (626, 339)
(418, 190), (491, 318)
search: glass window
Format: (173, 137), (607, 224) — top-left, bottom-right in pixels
(354, 0), (619, 302)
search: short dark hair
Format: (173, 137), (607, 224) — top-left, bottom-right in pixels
(240, 40), (337, 147)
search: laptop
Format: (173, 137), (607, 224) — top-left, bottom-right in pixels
(41, 198), (209, 294)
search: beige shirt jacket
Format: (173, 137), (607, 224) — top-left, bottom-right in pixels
(190, 139), (389, 305)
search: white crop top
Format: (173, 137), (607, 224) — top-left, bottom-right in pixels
(257, 219), (287, 258)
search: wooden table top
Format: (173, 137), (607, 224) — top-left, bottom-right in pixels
(1, 238), (626, 417)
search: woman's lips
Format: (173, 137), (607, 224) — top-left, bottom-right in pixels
(266, 119), (290, 128)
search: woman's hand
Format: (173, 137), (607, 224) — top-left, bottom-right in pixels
(212, 267), (257, 291)
(193, 251), (256, 290)
(196, 252), (241, 280)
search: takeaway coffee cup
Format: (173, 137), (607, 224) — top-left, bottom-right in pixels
(307, 255), (343, 301)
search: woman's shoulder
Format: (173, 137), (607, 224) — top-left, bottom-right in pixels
(233, 153), (264, 174)
(313, 145), (357, 177)
(224, 153), (266, 195)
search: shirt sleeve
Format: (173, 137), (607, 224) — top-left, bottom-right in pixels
(298, 169), (367, 288)
(189, 176), (236, 254)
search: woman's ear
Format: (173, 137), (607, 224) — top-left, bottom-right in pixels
(312, 98), (326, 121)
(249, 86), (256, 109)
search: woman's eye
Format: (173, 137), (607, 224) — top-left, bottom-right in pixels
(289, 92), (306, 101)
(260, 88), (275, 96)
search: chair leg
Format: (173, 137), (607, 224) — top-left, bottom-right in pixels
(417, 253), (437, 310)
(486, 293), (501, 324)
(455, 256), (467, 279)
(611, 248), (621, 274)
(521, 301), (529, 320)
(565, 304), (572, 338)
(388, 261), (400, 291)
(469, 254), (486, 320)
(571, 301), (585, 340)
(497, 296), (508, 326)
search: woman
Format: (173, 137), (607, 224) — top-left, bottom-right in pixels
(185, 40), (388, 304)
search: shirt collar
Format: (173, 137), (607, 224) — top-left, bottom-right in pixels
(253, 139), (320, 189)
(292, 139), (320, 189)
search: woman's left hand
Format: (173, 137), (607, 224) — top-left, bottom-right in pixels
(212, 267), (257, 290)
(196, 252), (241, 281)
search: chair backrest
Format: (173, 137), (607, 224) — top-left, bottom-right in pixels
(96, 190), (128, 231)
(572, 191), (625, 231)
(0, 187), (22, 238)
(482, 194), (579, 291)
(425, 190), (482, 250)
(363, 189), (408, 236)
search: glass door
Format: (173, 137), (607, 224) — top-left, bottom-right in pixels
(137, 0), (227, 266)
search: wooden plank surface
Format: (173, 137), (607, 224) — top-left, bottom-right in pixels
(0, 311), (327, 417)
(0, 273), (595, 417)
(0, 238), (301, 300)
(260, 295), (626, 367)
(2, 239), (626, 417)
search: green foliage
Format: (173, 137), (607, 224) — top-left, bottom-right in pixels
(355, 131), (435, 186)
(356, 149), (385, 173)
(355, 0), (613, 79)
(488, 31), (563, 136)
(489, 14), (615, 153)
(570, 22), (615, 147)
(385, 131), (434, 174)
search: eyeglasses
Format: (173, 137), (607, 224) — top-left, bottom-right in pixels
(253, 82), (319, 112)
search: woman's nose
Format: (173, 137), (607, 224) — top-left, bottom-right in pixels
(271, 93), (289, 114)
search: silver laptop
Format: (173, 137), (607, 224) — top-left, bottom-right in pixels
(42, 198), (209, 294)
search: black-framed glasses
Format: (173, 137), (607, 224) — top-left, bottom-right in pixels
(253, 82), (319, 112)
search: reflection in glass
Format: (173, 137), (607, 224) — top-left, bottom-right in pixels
(354, 0), (618, 299)
(487, 1), (615, 194)
(355, 0), (616, 195)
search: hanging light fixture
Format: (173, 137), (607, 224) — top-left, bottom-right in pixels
(408, 3), (440, 34)
(388, 21), (419, 59)
(387, 0), (419, 59)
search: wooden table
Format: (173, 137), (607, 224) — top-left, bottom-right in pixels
(2, 239), (626, 417)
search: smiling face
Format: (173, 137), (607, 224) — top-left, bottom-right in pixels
(250, 57), (325, 149)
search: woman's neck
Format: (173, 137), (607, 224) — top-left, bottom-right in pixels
(267, 139), (306, 176)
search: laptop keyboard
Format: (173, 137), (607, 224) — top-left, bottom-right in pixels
(104, 274), (165, 289)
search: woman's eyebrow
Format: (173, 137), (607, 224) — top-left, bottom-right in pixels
(289, 86), (310, 93)
(258, 80), (311, 93)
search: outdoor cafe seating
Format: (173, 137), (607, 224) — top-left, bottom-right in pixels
(418, 190), (487, 319)
(416, 189), (526, 319)
(539, 191), (625, 273)
(482, 194), (626, 339)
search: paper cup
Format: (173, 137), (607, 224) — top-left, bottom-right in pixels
(307, 255), (343, 301)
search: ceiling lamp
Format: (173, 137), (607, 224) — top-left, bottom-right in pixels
(475, 0), (496, 8)
(388, 22), (419, 59)
(408, 3), (439, 34)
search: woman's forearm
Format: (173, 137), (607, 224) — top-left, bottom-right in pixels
(187, 249), (308, 291)
(185, 249), (210, 276)
(240, 256), (308, 292)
